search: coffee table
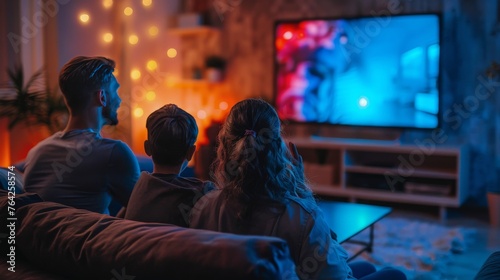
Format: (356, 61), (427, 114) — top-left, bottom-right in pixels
(317, 201), (392, 261)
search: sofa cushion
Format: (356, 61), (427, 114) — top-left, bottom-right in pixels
(2, 198), (298, 280)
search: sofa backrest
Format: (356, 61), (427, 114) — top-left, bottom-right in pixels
(0, 192), (298, 280)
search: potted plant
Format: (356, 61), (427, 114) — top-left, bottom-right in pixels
(204, 55), (226, 82)
(486, 61), (500, 227)
(0, 65), (68, 162)
(0, 65), (68, 133)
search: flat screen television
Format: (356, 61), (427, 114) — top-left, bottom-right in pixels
(274, 14), (440, 129)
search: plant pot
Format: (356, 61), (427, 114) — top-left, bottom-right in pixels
(487, 192), (500, 227)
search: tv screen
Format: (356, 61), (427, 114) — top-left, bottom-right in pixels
(274, 14), (440, 129)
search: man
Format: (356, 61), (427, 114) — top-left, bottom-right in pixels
(24, 56), (140, 214)
(122, 104), (214, 226)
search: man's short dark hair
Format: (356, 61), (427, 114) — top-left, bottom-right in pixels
(146, 104), (198, 166)
(59, 56), (115, 112)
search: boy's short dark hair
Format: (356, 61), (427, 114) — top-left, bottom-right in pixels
(146, 104), (198, 166)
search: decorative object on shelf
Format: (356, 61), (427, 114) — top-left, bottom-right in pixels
(204, 55), (226, 82)
(192, 67), (203, 80)
(0, 65), (68, 133)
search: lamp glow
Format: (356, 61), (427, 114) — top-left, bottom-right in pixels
(197, 110), (207, 119)
(103, 0), (113, 9)
(130, 69), (141, 80)
(283, 31), (293, 40)
(128, 35), (139, 45)
(124, 7), (133, 16)
(133, 107), (144, 118)
(146, 91), (156, 101)
(79, 13), (90, 24)
(219, 101), (228, 110)
(103, 33), (113, 43)
(142, 0), (152, 7)
(146, 60), (158, 71)
(167, 48), (177, 58)
(148, 26), (159, 36)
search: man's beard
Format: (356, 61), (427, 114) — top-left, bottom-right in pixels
(103, 105), (119, 126)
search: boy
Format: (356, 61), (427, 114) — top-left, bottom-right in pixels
(123, 104), (215, 226)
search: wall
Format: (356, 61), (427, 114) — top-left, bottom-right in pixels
(53, 0), (232, 153)
(215, 0), (499, 205)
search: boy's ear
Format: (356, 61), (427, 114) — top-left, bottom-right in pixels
(186, 145), (196, 161)
(144, 140), (152, 156)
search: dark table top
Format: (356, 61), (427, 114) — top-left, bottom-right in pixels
(317, 201), (392, 243)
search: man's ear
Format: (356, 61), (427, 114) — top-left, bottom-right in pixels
(98, 90), (107, 107)
(144, 140), (152, 156)
(186, 145), (196, 161)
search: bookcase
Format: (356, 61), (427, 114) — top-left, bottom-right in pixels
(291, 137), (469, 220)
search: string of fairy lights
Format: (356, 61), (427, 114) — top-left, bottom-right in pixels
(76, 0), (181, 119)
(75, 0), (231, 143)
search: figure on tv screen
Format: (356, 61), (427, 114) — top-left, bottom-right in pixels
(275, 15), (441, 129)
(276, 20), (350, 123)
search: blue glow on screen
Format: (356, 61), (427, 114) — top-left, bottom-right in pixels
(275, 14), (440, 129)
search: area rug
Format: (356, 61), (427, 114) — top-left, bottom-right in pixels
(343, 217), (477, 280)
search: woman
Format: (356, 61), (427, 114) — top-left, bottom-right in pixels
(190, 99), (405, 280)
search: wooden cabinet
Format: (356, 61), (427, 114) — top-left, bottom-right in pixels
(291, 137), (468, 219)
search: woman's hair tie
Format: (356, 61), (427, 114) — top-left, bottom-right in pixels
(244, 129), (257, 137)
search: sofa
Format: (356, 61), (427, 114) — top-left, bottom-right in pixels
(0, 191), (298, 279)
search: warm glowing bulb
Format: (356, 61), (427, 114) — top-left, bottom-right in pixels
(167, 48), (177, 58)
(103, 33), (113, 43)
(103, 0), (113, 9)
(134, 107), (144, 118)
(124, 7), (133, 16)
(146, 60), (158, 71)
(197, 110), (207, 119)
(283, 31), (293, 40)
(128, 35), (139, 45)
(79, 13), (90, 24)
(359, 97), (368, 107)
(130, 69), (141, 80)
(142, 0), (152, 7)
(148, 26), (159, 36)
(219, 101), (228, 110)
(146, 91), (156, 101)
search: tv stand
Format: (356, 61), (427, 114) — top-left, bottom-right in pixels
(288, 124), (404, 142)
(310, 135), (401, 146)
(289, 137), (468, 220)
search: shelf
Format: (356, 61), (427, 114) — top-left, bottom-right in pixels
(168, 79), (224, 89)
(293, 137), (469, 217)
(168, 26), (219, 36)
(319, 187), (461, 207)
(344, 166), (457, 179)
